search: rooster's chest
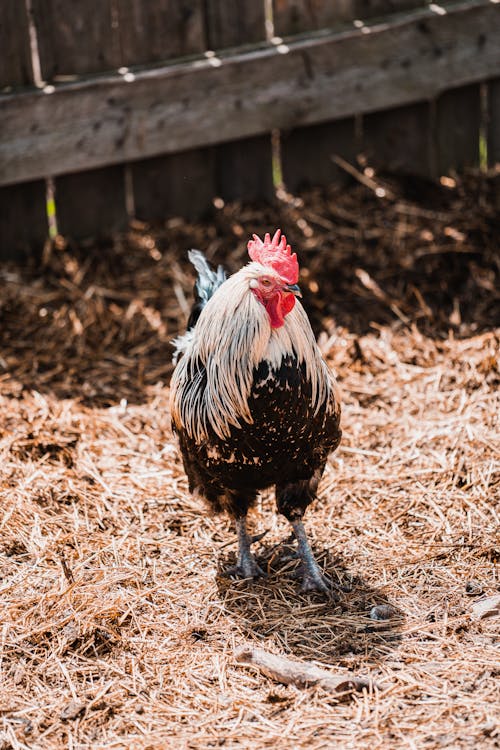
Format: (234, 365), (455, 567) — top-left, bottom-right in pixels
(199, 356), (335, 485)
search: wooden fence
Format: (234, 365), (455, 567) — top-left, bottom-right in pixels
(1, 0), (499, 258)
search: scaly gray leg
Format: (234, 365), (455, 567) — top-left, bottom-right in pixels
(292, 518), (334, 596)
(225, 517), (266, 579)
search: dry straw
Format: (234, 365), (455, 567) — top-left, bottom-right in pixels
(0, 173), (498, 749)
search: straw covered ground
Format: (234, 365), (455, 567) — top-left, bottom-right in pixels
(0, 172), (499, 749)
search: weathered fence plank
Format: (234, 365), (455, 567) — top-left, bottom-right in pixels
(487, 78), (500, 167)
(355, 0), (424, 18)
(0, 0), (47, 258)
(205, 1), (266, 48)
(117, 0), (206, 66)
(272, 0), (423, 35)
(274, 2), (357, 192)
(31, 0), (121, 80)
(215, 135), (274, 202)
(128, 1), (210, 221)
(281, 118), (357, 190)
(273, 0), (356, 35)
(207, 0), (272, 207)
(362, 102), (434, 178)
(0, 181), (48, 259)
(30, 0), (127, 238)
(0, 0), (34, 89)
(2, 1), (498, 188)
(435, 84), (480, 175)
(55, 165), (128, 239)
(133, 148), (216, 221)
(132, 0), (272, 221)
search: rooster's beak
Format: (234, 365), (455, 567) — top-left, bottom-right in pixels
(284, 283), (302, 298)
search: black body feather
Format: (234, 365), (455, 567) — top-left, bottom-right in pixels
(176, 355), (341, 520)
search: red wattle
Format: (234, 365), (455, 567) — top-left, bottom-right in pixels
(281, 292), (295, 316)
(265, 292), (296, 329)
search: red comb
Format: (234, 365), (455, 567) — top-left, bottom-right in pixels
(247, 229), (299, 284)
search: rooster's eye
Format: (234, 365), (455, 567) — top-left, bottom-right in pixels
(261, 278), (272, 287)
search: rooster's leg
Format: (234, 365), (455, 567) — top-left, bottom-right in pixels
(225, 516), (265, 580)
(291, 518), (334, 596)
(277, 477), (335, 596)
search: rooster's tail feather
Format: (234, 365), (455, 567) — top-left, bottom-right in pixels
(187, 250), (226, 329)
(172, 250), (226, 363)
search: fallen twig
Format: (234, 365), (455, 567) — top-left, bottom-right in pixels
(331, 154), (395, 200)
(235, 646), (383, 695)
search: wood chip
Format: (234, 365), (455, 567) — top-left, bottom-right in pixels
(0, 172), (497, 749)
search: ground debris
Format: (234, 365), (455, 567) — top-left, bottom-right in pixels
(471, 594), (500, 620)
(60, 701), (86, 721)
(370, 604), (399, 621)
(236, 645), (383, 695)
(465, 580), (484, 597)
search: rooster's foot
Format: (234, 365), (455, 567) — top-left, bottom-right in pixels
(300, 569), (336, 597)
(224, 557), (266, 580)
(292, 518), (339, 600)
(225, 517), (267, 580)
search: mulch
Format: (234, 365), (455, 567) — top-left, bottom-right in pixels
(0, 169), (498, 749)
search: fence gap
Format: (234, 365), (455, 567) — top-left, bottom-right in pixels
(271, 130), (284, 191)
(26, 0), (57, 243)
(479, 82), (489, 171)
(266, 0), (283, 196)
(124, 165), (135, 220)
(45, 178), (58, 239)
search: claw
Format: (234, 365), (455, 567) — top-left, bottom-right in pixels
(300, 570), (338, 599)
(250, 529), (269, 545)
(224, 517), (266, 581)
(224, 560), (266, 580)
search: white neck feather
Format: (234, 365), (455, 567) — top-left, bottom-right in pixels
(170, 263), (334, 442)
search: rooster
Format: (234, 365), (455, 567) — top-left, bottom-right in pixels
(170, 230), (341, 593)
